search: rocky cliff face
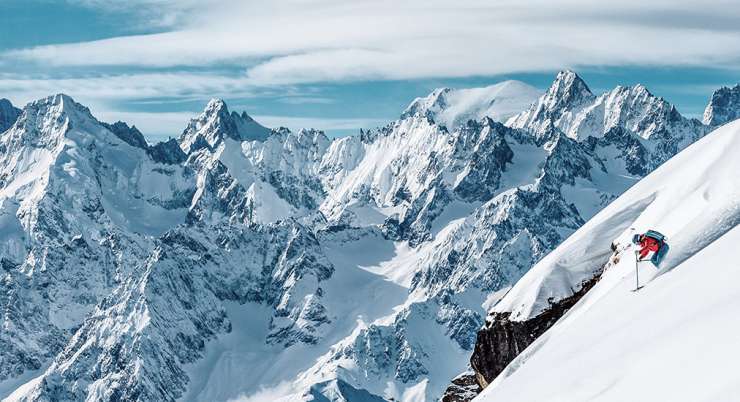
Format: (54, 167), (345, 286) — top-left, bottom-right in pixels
(0, 98), (21, 133)
(470, 266), (604, 389)
(703, 84), (740, 127)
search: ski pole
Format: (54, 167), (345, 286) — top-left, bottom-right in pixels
(635, 251), (639, 291)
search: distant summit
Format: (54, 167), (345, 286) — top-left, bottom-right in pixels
(179, 98), (271, 154)
(401, 80), (540, 129)
(703, 84), (740, 126)
(0, 98), (21, 132)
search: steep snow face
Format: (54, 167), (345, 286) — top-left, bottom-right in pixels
(0, 94), (193, 385)
(506, 70), (595, 141)
(477, 120), (740, 402)
(0, 99), (21, 133)
(179, 98), (271, 154)
(402, 81), (541, 129)
(703, 84), (740, 126)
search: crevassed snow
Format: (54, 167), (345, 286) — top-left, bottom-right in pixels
(477, 119), (740, 402)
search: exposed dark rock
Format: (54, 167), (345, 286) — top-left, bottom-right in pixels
(703, 84), (740, 126)
(101, 121), (149, 149)
(441, 372), (482, 402)
(148, 138), (187, 164)
(469, 265), (605, 390)
(0, 98), (21, 133)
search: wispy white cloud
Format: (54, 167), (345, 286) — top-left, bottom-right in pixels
(5, 0), (740, 85)
(0, 72), (309, 107)
(65, 0), (201, 29)
(277, 97), (335, 105)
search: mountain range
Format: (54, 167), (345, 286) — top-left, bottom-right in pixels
(0, 71), (738, 402)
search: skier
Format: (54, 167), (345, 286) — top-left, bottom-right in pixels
(637, 235), (661, 260)
(632, 229), (668, 265)
(630, 229), (668, 291)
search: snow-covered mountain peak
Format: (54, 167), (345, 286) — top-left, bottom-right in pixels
(703, 84), (740, 126)
(205, 97), (227, 112)
(33, 93), (92, 118)
(0, 98), (21, 133)
(179, 98), (271, 153)
(505, 71), (596, 141)
(2, 94), (105, 151)
(543, 70), (593, 109)
(401, 80), (540, 129)
(507, 71), (705, 148)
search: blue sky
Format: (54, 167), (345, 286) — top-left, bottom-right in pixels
(1, 0), (739, 140)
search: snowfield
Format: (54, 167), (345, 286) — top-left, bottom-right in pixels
(477, 119), (740, 402)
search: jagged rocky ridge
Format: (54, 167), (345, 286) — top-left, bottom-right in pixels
(703, 84), (740, 127)
(0, 71), (736, 402)
(0, 99), (21, 133)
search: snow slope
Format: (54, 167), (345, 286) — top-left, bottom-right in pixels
(477, 118), (740, 402)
